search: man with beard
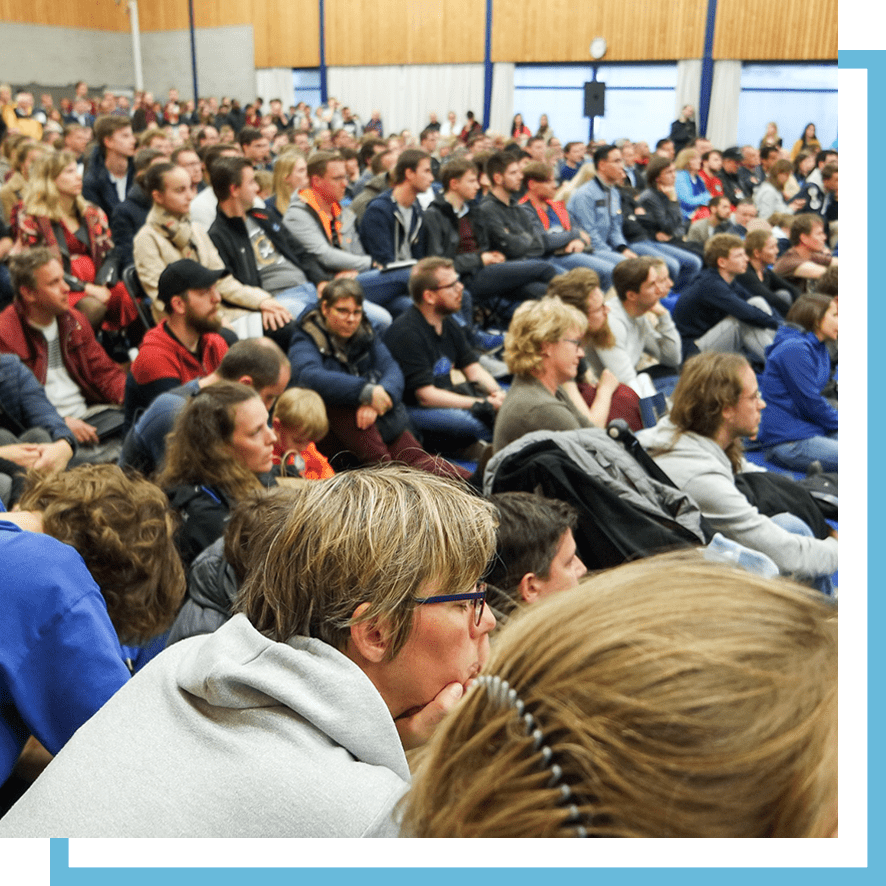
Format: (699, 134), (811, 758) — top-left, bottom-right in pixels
(595, 256), (682, 398)
(383, 257), (505, 449)
(124, 260), (229, 426)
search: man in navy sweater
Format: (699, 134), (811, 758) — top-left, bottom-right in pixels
(672, 234), (778, 361)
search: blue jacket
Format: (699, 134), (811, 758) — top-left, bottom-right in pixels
(0, 521), (130, 783)
(757, 324), (838, 446)
(358, 189), (426, 266)
(672, 268), (779, 354)
(566, 177), (628, 252)
(289, 307), (404, 407)
(0, 353), (76, 450)
(109, 182), (151, 269)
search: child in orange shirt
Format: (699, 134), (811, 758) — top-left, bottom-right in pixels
(271, 388), (334, 480)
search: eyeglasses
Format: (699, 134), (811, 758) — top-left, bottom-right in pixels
(432, 278), (463, 292)
(740, 390), (764, 402)
(414, 581), (488, 627)
(561, 338), (584, 348)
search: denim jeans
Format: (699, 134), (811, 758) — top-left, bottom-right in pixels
(549, 252), (616, 290)
(770, 511), (835, 596)
(767, 433), (838, 473)
(406, 405), (492, 443)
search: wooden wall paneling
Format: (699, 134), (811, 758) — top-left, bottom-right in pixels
(0, 0), (127, 30)
(712, 0), (837, 60)
(490, 0), (708, 62)
(253, 0), (321, 68)
(138, 1), (253, 33)
(325, 0), (486, 67)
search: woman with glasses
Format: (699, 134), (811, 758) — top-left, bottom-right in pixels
(402, 551), (837, 838)
(492, 296), (594, 453)
(289, 277), (469, 478)
(0, 465), (498, 837)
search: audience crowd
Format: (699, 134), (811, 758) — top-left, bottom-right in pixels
(0, 82), (839, 839)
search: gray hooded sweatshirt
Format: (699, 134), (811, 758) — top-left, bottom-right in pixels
(0, 614), (409, 837)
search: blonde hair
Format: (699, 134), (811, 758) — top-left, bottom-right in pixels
(235, 464), (497, 657)
(22, 149), (85, 221)
(403, 551), (837, 838)
(271, 148), (307, 210)
(504, 297), (588, 376)
(674, 147), (698, 171)
(272, 387), (328, 442)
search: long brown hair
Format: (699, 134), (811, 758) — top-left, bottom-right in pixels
(157, 381), (267, 500)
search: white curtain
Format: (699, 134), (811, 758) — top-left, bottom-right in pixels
(255, 68), (295, 107)
(488, 62), (515, 136)
(327, 64), (485, 139)
(675, 59), (702, 118)
(708, 60), (742, 149)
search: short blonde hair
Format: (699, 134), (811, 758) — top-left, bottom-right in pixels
(503, 297), (587, 376)
(235, 465), (497, 657)
(403, 551), (837, 838)
(272, 387), (328, 442)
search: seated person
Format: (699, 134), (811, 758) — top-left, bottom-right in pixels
(207, 156), (325, 320)
(133, 161), (292, 345)
(0, 466), (497, 837)
(1, 249), (126, 462)
(484, 491), (587, 623)
(493, 297), (592, 453)
(0, 352), (75, 505)
(156, 381), (278, 568)
(383, 257), (504, 452)
(423, 158), (555, 317)
(358, 149), (431, 269)
(544, 267), (642, 430)
(14, 150), (138, 331)
(757, 293), (838, 473)
(119, 337), (290, 477)
(672, 234), (778, 362)
(772, 213), (836, 294)
(283, 151), (410, 320)
(638, 352), (838, 589)
(109, 146), (165, 270)
(289, 278), (469, 480)
(271, 386), (335, 480)
(1, 464), (183, 805)
(125, 259), (229, 427)
(165, 487), (303, 646)
(401, 551), (837, 838)
(636, 156), (705, 265)
(518, 162), (616, 288)
(594, 256), (682, 399)
(737, 229), (800, 315)
(686, 195), (733, 244)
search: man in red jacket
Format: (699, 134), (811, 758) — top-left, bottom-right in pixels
(1, 248), (126, 461)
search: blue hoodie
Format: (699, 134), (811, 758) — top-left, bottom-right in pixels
(757, 324), (837, 447)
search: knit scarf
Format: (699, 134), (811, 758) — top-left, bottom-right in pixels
(150, 206), (200, 258)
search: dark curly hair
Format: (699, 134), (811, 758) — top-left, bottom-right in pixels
(18, 464), (186, 644)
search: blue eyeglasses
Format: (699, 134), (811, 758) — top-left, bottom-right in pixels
(414, 581), (488, 627)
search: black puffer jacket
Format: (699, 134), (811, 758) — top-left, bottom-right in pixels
(165, 537), (239, 646)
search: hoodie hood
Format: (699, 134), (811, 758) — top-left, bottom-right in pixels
(174, 613), (410, 781)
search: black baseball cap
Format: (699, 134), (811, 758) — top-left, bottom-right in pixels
(157, 259), (228, 307)
(722, 147), (743, 162)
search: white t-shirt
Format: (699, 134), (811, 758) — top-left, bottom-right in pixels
(33, 320), (88, 418)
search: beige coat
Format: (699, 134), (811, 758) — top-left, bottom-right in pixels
(133, 205), (268, 324)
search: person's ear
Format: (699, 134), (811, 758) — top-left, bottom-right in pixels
(237, 374), (254, 388)
(170, 294), (187, 316)
(348, 601), (391, 664)
(518, 573), (541, 604)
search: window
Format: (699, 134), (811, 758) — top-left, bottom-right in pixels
(514, 63), (678, 145)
